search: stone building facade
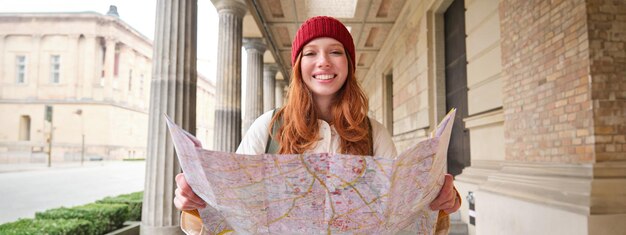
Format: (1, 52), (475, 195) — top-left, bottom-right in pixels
(0, 12), (153, 162)
(0, 11), (216, 163)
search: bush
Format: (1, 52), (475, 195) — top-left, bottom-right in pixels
(35, 203), (129, 235)
(0, 218), (91, 235)
(97, 191), (143, 221)
(121, 158), (145, 161)
(0, 191), (144, 234)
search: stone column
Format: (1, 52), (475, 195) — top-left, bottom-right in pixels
(242, 38), (266, 133)
(141, 0), (197, 234)
(263, 63), (278, 112)
(31, 35), (41, 87)
(212, 0), (247, 152)
(81, 36), (96, 99)
(67, 35), (79, 99)
(275, 79), (287, 107)
(104, 38), (116, 100)
(0, 35), (5, 85)
(118, 46), (128, 103)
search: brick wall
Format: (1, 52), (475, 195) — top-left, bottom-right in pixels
(586, 0), (626, 161)
(500, 0), (594, 162)
(501, 0), (626, 163)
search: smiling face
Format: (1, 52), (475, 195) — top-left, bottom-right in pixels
(299, 37), (349, 101)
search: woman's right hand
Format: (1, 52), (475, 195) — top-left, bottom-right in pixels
(174, 173), (207, 211)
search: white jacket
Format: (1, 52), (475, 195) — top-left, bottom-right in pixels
(237, 110), (398, 158)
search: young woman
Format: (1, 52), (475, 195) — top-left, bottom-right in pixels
(175, 15), (460, 233)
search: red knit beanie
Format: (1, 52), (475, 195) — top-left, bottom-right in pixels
(291, 16), (355, 69)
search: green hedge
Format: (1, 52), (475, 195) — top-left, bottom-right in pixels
(0, 218), (91, 235)
(121, 158), (145, 161)
(97, 191), (143, 221)
(35, 203), (129, 235)
(1, 191), (144, 234)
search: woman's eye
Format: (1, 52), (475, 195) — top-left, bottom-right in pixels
(331, 51), (344, 55)
(303, 51), (315, 56)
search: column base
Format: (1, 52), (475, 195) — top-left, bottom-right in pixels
(477, 192), (626, 235)
(457, 161), (626, 235)
(477, 191), (587, 235)
(140, 224), (185, 235)
(454, 161), (502, 235)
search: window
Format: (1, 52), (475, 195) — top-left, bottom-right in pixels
(16, 55), (27, 84)
(50, 55), (60, 83)
(19, 115), (31, 141)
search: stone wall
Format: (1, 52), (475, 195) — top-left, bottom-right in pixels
(361, 0), (433, 152)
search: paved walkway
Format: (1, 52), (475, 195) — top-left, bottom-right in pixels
(0, 161), (146, 224)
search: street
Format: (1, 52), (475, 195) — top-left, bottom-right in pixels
(0, 161), (145, 224)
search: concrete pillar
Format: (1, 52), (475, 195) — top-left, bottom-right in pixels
(141, 0), (197, 234)
(211, 0), (247, 152)
(242, 38), (266, 134)
(263, 63), (278, 112)
(275, 79), (287, 108)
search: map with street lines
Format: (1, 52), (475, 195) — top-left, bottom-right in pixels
(166, 109), (455, 235)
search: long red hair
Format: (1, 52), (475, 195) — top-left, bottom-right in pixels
(270, 53), (372, 155)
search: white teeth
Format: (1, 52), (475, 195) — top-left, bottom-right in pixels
(314, 74), (335, 80)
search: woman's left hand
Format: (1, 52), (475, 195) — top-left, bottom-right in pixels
(429, 174), (461, 214)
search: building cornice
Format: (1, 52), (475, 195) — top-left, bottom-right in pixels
(0, 99), (149, 114)
(0, 12), (153, 53)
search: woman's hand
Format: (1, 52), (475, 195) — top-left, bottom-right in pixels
(174, 173), (207, 211)
(429, 174), (460, 214)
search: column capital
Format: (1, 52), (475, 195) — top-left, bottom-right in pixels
(67, 34), (82, 39)
(263, 63), (279, 73)
(243, 38), (266, 53)
(211, 0), (247, 17)
(80, 34), (97, 39)
(105, 37), (118, 44)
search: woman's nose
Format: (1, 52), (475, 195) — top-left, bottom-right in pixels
(317, 55), (331, 68)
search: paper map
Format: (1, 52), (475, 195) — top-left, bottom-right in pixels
(166, 109), (455, 235)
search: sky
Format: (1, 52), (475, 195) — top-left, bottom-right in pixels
(0, 0), (221, 79)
